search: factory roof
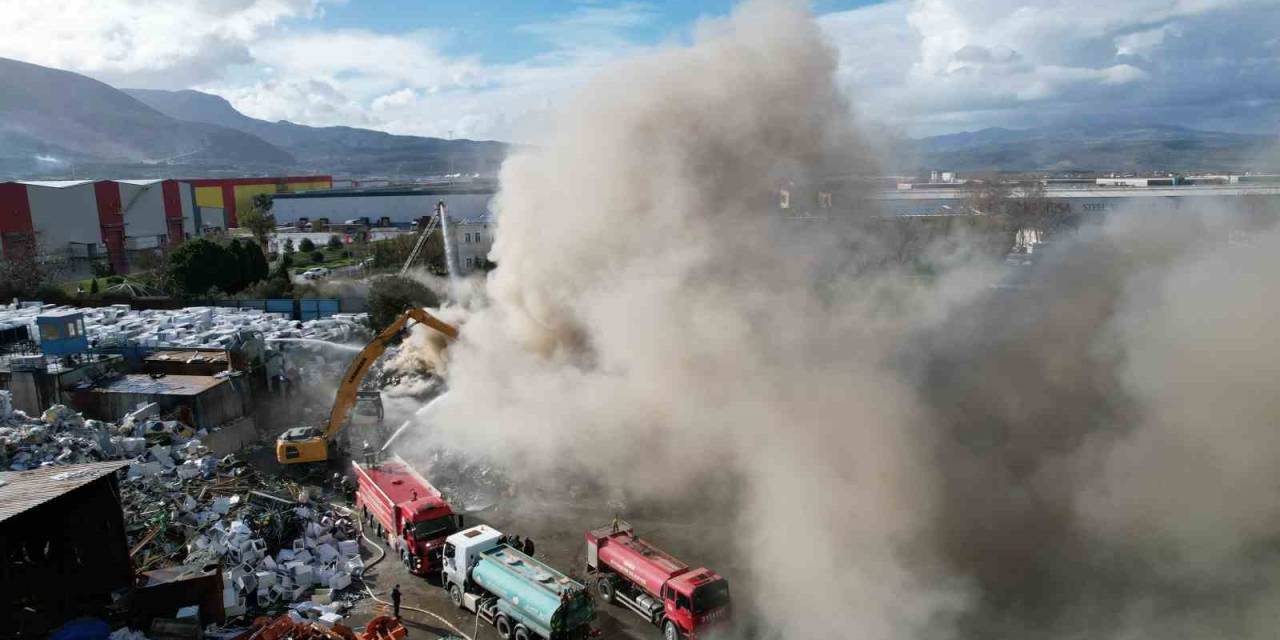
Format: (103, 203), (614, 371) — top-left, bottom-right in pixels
(91, 373), (228, 397)
(0, 460), (129, 523)
(271, 180), (497, 199)
(14, 179), (94, 188)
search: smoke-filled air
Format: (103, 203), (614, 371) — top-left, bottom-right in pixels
(390, 0), (1280, 638)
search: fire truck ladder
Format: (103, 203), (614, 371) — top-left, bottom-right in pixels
(399, 213), (439, 275)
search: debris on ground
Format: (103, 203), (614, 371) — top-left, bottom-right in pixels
(0, 302), (368, 351)
(0, 400), (214, 471)
(121, 460), (366, 621)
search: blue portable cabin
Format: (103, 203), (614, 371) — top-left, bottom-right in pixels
(36, 310), (89, 357)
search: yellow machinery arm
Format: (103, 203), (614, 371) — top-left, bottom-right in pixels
(322, 308), (458, 442)
(276, 307), (457, 465)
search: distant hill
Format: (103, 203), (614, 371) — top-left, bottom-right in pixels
(909, 124), (1279, 173)
(0, 57), (294, 178)
(125, 88), (508, 177)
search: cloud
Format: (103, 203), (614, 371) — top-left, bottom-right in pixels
(821, 0), (1280, 134)
(0, 0), (319, 87)
(0, 0), (1276, 140)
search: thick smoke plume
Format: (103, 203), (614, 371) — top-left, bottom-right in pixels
(394, 1), (1280, 637)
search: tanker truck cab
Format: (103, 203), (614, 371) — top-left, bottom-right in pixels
(665, 569), (731, 636)
(586, 521), (731, 639)
(443, 525), (595, 640)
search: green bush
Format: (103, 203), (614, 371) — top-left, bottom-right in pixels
(327, 235), (343, 250)
(299, 238), (316, 252)
(310, 250), (325, 264)
(89, 278), (99, 294)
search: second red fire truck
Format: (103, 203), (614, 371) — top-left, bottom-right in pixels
(585, 520), (731, 640)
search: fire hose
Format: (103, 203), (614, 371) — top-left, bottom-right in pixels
(332, 503), (475, 640)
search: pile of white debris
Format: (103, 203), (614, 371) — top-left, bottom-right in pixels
(0, 396), (218, 472)
(0, 302), (367, 350)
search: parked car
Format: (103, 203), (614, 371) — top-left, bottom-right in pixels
(301, 267), (330, 280)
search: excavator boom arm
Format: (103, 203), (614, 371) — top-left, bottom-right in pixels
(322, 307), (458, 441)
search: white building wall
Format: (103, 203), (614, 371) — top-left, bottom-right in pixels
(118, 182), (169, 246)
(24, 183), (102, 256)
(271, 192), (493, 224)
(450, 218), (494, 275)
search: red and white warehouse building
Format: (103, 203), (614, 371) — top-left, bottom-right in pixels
(0, 175), (331, 278)
(0, 179), (194, 276)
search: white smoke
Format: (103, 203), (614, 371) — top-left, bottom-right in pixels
(391, 1), (1280, 638)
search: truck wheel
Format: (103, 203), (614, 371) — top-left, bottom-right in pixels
(449, 584), (464, 609)
(596, 577), (615, 604)
(494, 615), (513, 640)
(663, 620), (681, 640)
(513, 626), (531, 640)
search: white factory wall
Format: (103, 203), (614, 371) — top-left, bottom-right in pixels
(180, 184), (196, 240)
(24, 183), (102, 255)
(117, 182), (168, 245)
(271, 193), (493, 224)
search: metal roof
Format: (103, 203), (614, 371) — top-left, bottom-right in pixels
(0, 460), (129, 523)
(15, 179), (94, 188)
(91, 373), (225, 397)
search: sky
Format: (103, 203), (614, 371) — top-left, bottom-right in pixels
(0, 0), (1277, 142)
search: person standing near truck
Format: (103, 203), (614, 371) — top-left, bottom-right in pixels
(391, 584), (402, 619)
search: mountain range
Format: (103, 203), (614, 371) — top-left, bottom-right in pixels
(0, 56), (1275, 179)
(0, 57), (507, 179)
(905, 123), (1278, 174)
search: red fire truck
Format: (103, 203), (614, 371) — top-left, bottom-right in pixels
(353, 455), (462, 576)
(585, 521), (731, 640)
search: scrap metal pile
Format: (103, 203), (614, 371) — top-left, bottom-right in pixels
(130, 481), (367, 620)
(0, 302), (368, 350)
(0, 397), (209, 471)
(2, 396), (371, 630)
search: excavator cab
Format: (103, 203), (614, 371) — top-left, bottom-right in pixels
(276, 426), (329, 464)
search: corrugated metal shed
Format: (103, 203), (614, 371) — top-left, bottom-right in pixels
(0, 460), (129, 522)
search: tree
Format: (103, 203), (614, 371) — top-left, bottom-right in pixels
(310, 250), (325, 264)
(283, 238), (295, 255)
(299, 238), (316, 252)
(89, 278), (99, 295)
(163, 238), (263, 296)
(226, 239), (270, 292)
(327, 235), (343, 251)
(366, 275), (440, 332)
(238, 201), (276, 257)
(164, 238), (237, 297)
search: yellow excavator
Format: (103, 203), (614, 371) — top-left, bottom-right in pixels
(276, 307), (459, 465)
